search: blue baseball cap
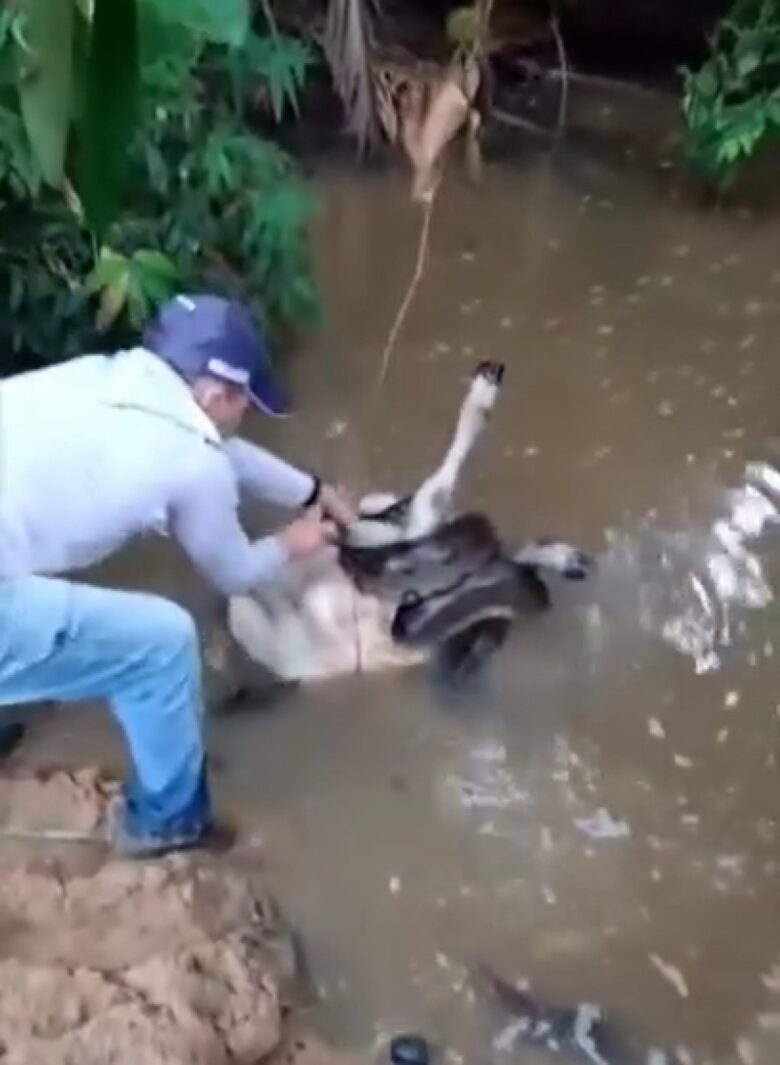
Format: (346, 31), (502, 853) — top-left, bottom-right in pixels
(142, 293), (291, 417)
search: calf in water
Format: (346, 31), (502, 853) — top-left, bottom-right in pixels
(215, 362), (593, 693)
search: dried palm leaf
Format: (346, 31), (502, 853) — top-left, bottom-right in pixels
(402, 56), (481, 202)
(321, 0), (381, 153)
(374, 77), (400, 144)
(411, 77), (469, 201)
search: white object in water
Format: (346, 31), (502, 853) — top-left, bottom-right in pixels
(673, 754), (695, 769)
(648, 954), (689, 998)
(761, 960), (780, 993)
(736, 1036), (756, 1065)
(574, 808), (630, 840)
(493, 1019), (531, 1053)
(728, 484), (778, 538)
(746, 461), (780, 500)
(572, 1003), (610, 1065)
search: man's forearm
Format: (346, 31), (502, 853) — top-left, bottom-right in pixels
(223, 437), (318, 510)
(173, 496), (293, 596)
(206, 533), (290, 595)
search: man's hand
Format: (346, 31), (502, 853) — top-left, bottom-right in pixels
(319, 483), (356, 527)
(278, 507), (338, 559)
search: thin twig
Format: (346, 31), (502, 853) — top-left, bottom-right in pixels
(549, 15), (569, 136)
(507, 58), (663, 99)
(374, 193), (436, 389)
(0, 826), (104, 843)
(490, 107), (556, 138)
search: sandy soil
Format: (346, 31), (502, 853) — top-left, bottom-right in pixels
(0, 767), (362, 1065)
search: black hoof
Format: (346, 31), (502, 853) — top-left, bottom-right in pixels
(390, 1035), (431, 1065)
(474, 360), (505, 386)
(564, 551), (595, 580)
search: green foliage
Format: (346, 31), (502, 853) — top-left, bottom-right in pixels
(0, 93), (43, 197)
(84, 246), (181, 331)
(14, 0), (76, 186)
(0, 0), (322, 373)
(77, 0), (141, 237)
(240, 30), (313, 121)
(110, 14), (321, 332)
(682, 0), (780, 183)
(0, 199), (95, 372)
(144, 0), (250, 50)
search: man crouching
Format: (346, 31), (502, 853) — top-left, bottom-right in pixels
(0, 294), (353, 857)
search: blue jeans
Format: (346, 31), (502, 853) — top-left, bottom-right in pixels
(0, 576), (212, 844)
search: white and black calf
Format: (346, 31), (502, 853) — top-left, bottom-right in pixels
(217, 361), (592, 691)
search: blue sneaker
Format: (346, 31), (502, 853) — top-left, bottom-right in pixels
(107, 800), (234, 859)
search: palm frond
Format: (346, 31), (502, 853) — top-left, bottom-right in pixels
(321, 0), (381, 153)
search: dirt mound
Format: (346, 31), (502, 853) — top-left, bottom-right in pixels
(0, 769), (343, 1065)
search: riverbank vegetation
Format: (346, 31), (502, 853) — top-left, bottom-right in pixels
(682, 0), (780, 184)
(0, 0), (321, 371)
(1, 0), (778, 376)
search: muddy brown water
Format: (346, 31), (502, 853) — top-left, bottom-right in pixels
(12, 83), (780, 1063)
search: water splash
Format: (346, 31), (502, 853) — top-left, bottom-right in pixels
(603, 462), (780, 673)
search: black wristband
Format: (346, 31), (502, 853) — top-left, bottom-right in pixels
(303, 475), (321, 507)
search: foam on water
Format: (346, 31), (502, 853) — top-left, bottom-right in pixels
(436, 464), (780, 825)
(604, 462), (780, 673)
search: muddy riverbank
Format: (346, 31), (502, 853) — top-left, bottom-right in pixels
(0, 767), (361, 1065)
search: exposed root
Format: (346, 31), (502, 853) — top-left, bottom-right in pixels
(490, 107), (556, 138)
(506, 58), (665, 99)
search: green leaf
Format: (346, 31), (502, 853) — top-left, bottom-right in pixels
(15, 0), (75, 185)
(75, 0), (141, 237)
(123, 271), (150, 327)
(137, 0), (202, 102)
(0, 9), (16, 51)
(68, 4), (91, 126)
(142, 139), (168, 193)
(692, 63), (720, 100)
(736, 51), (761, 76)
(244, 32), (312, 121)
(83, 247), (129, 293)
(96, 272), (130, 330)
(139, 0), (249, 49)
(132, 249), (180, 302)
(0, 98), (42, 195)
(202, 136), (234, 195)
(132, 248), (178, 280)
(768, 93), (780, 123)
(718, 137), (742, 162)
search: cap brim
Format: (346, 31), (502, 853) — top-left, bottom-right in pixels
(248, 367), (292, 417)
